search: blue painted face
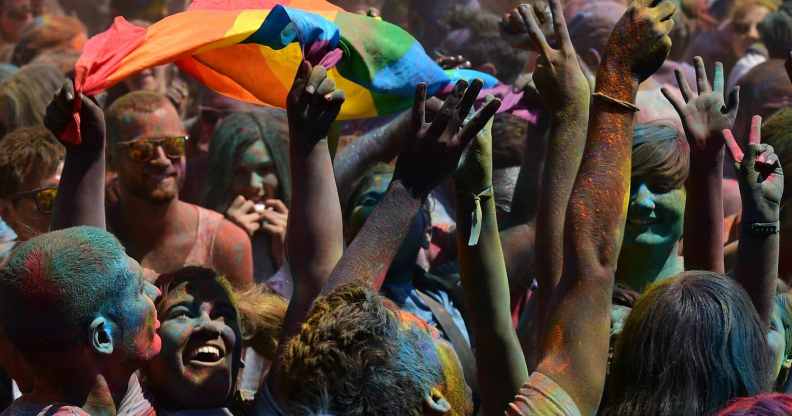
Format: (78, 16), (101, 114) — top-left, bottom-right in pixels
(115, 258), (162, 362)
(143, 278), (240, 409)
(624, 181), (685, 248)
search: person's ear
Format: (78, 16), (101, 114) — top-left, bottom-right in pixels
(89, 316), (115, 355)
(423, 388), (451, 415)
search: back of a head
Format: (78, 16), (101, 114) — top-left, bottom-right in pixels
(0, 64), (65, 138)
(759, 2), (792, 59)
(606, 271), (771, 416)
(11, 15), (87, 68)
(568, 1), (628, 66)
(106, 90), (172, 145)
(279, 282), (442, 416)
(0, 126), (64, 199)
(0, 227), (132, 355)
(718, 393), (792, 415)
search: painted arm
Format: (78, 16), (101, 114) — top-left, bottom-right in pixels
(454, 100), (526, 415)
(322, 80), (501, 295)
(501, 1), (592, 368)
(333, 110), (409, 207)
(44, 80), (107, 231)
(269, 62), (346, 399)
(531, 2), (676, 414)
(724, 116), (783, 327)
(662, 57), (740, 273)
(279, 62), (345, 339)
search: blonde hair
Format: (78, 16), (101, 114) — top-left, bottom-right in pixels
(235, 284), (287, 360)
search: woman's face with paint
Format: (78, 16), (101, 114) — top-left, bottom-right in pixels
(623, 181), (685, 249)
(230, 140), (279, 204)
(144, 278), (240, 409)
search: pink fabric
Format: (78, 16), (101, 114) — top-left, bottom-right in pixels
(185, 206), (224, 267)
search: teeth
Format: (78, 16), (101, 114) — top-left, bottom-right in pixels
(193, 345), (222, 360)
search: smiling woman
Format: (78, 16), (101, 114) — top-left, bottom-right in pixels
(616, 122), (690, 293)
(142, 267), (243, 414)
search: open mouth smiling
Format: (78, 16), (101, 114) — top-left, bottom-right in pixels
(185, 340), (227, 367)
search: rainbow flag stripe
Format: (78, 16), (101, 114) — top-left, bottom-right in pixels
(74, 0), (498, 121)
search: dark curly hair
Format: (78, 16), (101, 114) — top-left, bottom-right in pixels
(279, 282), (443, 416)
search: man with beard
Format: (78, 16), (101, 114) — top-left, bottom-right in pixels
(105, 91), (254, 288)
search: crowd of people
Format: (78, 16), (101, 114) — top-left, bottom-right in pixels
(2, 0), (792, 414)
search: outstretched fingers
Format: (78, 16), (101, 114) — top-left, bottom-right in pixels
(749, 115), (762, 146)
(712, 61), (725, 96)
(661, 86), (686, 118)
(548, 0), (573, 53)
(693, 56), (711, 95)
(519, 4), (551, 56)
(725, 86), (740, 118)
(675, 68), (694, 102)
(722, 129), (745, 163)
(411, 83), (428, 139)
(429, 80), (467, 138)
(458, 78), (484, 122)
(460, 96), (501, 145)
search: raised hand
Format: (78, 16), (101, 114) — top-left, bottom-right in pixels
(394, 80), (501, 198)
(44, 79), (106, 152)
(456, 96), (497, 194)
(500, 1), (552, 52)
(662, 57), (739, 156)
(226, 196), (265, 237)
(259, 199), (289, 267)
(501, 0), (589, 111)
(724, 115), (784, 224)
(603, 0), (676, 83)
(287, 61), (345, 153)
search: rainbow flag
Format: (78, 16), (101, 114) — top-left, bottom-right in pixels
(67, 0), (497, 143)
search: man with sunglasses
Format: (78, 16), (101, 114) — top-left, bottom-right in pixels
(101, 90), (254, 288)
(0, 126), (63, 264)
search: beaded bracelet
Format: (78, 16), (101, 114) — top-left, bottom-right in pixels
(749, 221), (780, 236)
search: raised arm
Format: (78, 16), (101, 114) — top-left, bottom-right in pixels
(333, 110), (409, 206)
(279, 62), (345, 338)
(454, 98), (526, 415)
(529, 2), (676, 414)
(501, 0), (592, 363)
(44, 80), (107, 231)
(723, 116), (783, 327)
(662, 57), (740, 273)
(322, 80), (501, 294)
(269, 61), (346, 399)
